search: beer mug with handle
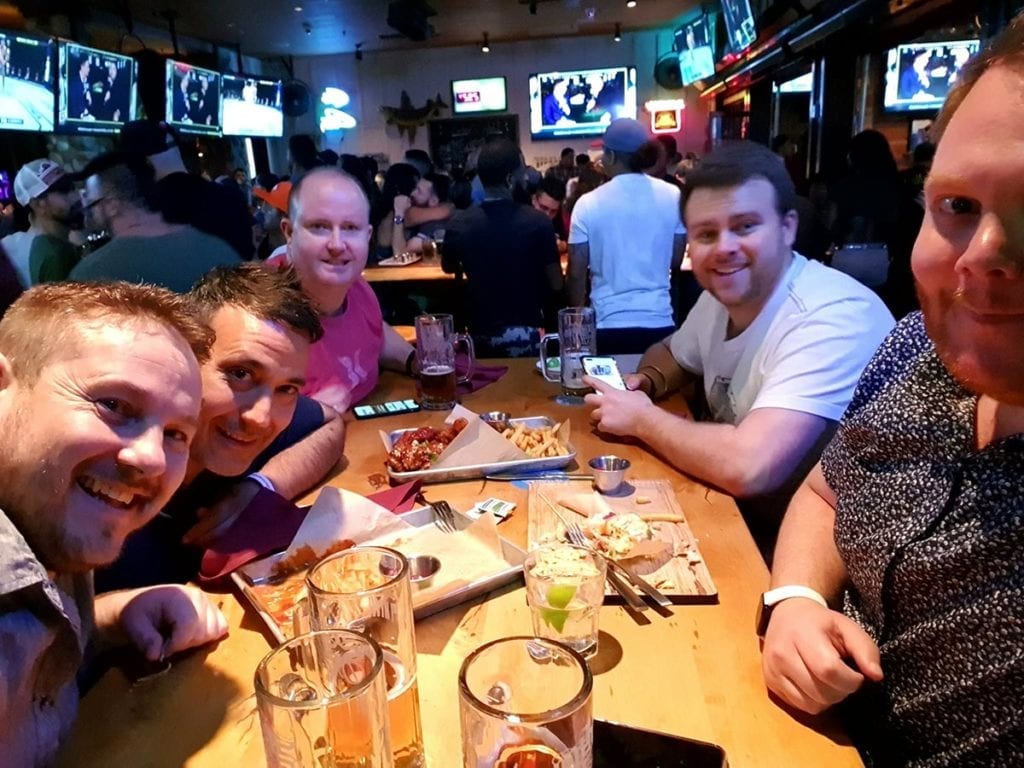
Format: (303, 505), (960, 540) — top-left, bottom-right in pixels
(540, 307), (596, 403)
(415, 313), (475, 410)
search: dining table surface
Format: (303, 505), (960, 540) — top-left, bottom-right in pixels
(363, 252), (454, 283)
(59, 358), (864, 768)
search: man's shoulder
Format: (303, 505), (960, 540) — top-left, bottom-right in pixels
(789, 257), (892, 319)
(174, 226), (244, 258)
(0, 508), (48, 597)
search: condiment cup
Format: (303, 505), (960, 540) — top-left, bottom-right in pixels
(480, 411), (512, 433)
(407, 554), (441, 589)
(588, 455), (631, 494)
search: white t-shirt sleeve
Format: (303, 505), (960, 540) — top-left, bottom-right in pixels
(568, 195), (590, 245)
(748, 295), (894, 422)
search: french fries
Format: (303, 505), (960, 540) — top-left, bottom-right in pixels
(501, 422), (569, 458)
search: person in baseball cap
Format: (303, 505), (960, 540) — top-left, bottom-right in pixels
(600, 117), (652, 155)
(1, 159), (82, 287)
(252, 181), (292, 260)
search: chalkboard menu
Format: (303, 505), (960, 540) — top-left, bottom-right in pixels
(428, 114), (519, 172)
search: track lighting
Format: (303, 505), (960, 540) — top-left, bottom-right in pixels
(481, 32), (490, 53)
(355, 42), (363, 61)
(614, 23), (622, 42)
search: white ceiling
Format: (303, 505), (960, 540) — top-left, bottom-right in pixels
(52, 0), (698, 58)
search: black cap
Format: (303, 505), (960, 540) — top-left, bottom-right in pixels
(119, 120), (180, 156)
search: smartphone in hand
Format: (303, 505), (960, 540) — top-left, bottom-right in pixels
(582, 356), (627, 390)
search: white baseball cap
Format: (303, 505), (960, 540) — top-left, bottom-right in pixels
(14, 159), (69, 207)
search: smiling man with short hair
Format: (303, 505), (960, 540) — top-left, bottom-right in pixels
(584, 141), (893, 558)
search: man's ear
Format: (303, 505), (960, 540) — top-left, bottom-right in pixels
(0, 353), (17, 395)
(281, 216), (293, 241)
(781, 209), (799, 248)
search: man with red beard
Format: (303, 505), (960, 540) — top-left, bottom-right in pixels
(583, 141), (893, 558)
(97, 263), (343, 591)
(0, 282), (227, 765)
(760, 16), (1024, 766)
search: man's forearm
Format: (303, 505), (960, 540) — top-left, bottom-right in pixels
(635, 339), (687, 396)
(769, 465), (848, 602)
(567, 243), (589, 307)
(404, 204), (453, 227)
(258, 405), (345, 499)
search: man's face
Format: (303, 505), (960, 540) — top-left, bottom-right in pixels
(83, 175), (112, 233)
(913, 66), (1024, 405)
(38, 179), (83, 229)
(284, 173), (373, 292)
(107, 62), (117, 80)
(190, 305), (308, 479)
(0, 321), (200, 572)
(259, 200), (283, 233)
(80, 60), (89, 80)
(685, 178), (797, 313)
(533, 191), (561, 220)
(411, 178), (434, 207)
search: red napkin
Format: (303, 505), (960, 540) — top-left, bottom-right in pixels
(197, 480), (425, 582)
(456, 361), (508, 395)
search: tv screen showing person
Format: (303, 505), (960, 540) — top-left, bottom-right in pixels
(221, 73), (283, 137)
(676, 15), (716, 85)
(884, 40), (980, 113)
(529, 67), (637, 139)
(56, 41), (136, 135)
(0, 31), (55, 132)
(165, 59), (222, 136)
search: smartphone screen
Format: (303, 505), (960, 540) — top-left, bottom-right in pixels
(593, 719), (727, 768)
(582, 356), (627, 390)
(352, 399), (421, 419)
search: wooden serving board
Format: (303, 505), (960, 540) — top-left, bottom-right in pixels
(527, 479), (718, 603)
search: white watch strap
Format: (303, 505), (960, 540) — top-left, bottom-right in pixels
(246, 472), (277, 494)
(763, 585), (828, 609)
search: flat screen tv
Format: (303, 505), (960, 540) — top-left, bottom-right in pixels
(883, 39), (980, 113)
(451, 76), (507, 114)
(221, 73), (283, 137)
(529, 66), (637, 140)
(721, 0), (757, 54)
(56, 41), (136, 135)
(676, 14), (716, 85)
(0, 31), (55, 132)
(165, 59), (222, 136)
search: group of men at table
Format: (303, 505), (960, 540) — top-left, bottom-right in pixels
(2, 16), (1023, 766)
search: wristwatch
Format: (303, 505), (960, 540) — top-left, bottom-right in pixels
(756, 585), (828, 636)
(393, 214), (405, 226)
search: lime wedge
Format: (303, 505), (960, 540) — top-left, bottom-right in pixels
(538, 584), (577, 633)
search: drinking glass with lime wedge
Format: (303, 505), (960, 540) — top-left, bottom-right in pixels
(524, 545), (606, 658)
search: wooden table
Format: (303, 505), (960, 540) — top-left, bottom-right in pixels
(363, 254), (454, 283)
(60, 361), (863, 768)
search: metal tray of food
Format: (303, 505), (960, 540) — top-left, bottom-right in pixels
(232, 504), (527, 644)
(386, 416), (576, 484)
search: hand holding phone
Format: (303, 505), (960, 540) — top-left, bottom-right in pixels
(582, 356), (627, 390)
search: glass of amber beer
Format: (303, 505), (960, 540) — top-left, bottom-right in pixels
(306, 547), (426, 768)
(459, 636), (593, 768)
(415, 313), (475, 410)
(255, 629), (393, 768)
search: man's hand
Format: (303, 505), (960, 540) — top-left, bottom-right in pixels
(182, 478), (262, 547)
(762, 598), (884, 714)
(583, 376), (659, 437)
(393, 195), (412, 217)
(118, 585), (228, 662)
(622, 372), (652, 394)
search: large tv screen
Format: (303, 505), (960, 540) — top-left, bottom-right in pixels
(165, 59), (221, 136)
(529, 66), (637, 140)
(56, 41), (137, 135)
(221, 73), (283, 137)
(884, 39), (980, 113)
(721, 0), (757, 53)
(0, 31), (55, 132)
(676, 14), (716, 85)
(451, 76), (507, 114)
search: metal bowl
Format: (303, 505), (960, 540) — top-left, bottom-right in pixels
(588, 455), (631, 494)
(480, 411), (512, 433)
(407, 555), (441, 589)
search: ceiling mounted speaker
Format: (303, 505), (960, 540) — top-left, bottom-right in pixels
(281, 80), (312, 117)
(654, 53), (684, 90)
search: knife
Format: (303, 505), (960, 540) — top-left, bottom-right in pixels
(538, 494), (673, 610)
(485, 471), (594, 481)
(536, 494), (648, 612)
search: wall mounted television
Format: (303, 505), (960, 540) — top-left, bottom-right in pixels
(721, 0), (757, 54)
(451, 76), (507, 114)
(165, 59), (222, 136)
(56, 41), (137, 135)
(676, 14), (716, 85)
(221, 73), (283, 137)
(528, 66), (637, 140)
(883, 39), (980, 113)
(0, 31), (55, 132)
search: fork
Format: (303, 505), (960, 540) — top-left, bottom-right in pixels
(428, 499), (458, 533)
(562, 520), (673, 609)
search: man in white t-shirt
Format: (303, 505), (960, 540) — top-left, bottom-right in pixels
(583, 141), (894, 558)
(568, 118), (687, 353)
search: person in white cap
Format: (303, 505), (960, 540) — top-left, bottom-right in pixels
(1, 159), (82, 287)
(567, 117), (687, 354)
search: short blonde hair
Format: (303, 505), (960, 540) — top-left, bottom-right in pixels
(0, 281), (213, 383)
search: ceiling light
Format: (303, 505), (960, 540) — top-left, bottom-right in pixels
(626, 1), (637, 7)
(293, 5), (302, 11)
(614, 23), (622, 42)
(481, 32), (490, 53)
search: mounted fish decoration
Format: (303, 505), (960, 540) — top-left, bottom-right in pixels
(380, 90), (448, 142)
